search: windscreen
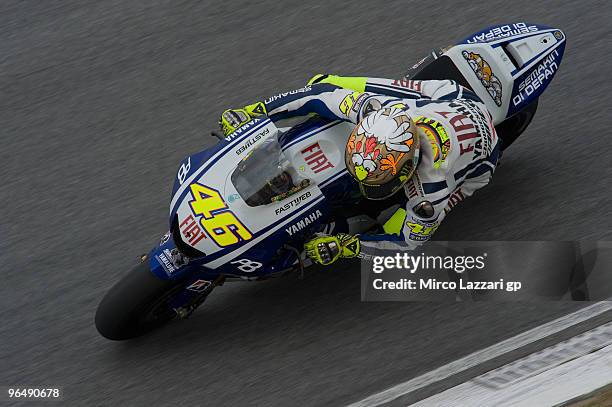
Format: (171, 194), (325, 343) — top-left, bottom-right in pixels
(231, 137), (310, 207)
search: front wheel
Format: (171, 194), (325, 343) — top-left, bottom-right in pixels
(95, 262), (183, 340)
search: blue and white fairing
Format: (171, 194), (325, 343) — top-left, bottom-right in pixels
(448, 22), (566, 122)
(151, 116), (356, 280)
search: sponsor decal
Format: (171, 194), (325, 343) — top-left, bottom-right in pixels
(156, 251), (176, 274)
(452, 100), (495, 158)
(264, 86), (312, 104)
(223, 118), (262, 142)
(180, 214), (207, 246)
(274, 190), (312, 215)
(249, 102), (266, 116)
(156, 248), (187, 275)
(512, 49), (559, 107)
(391, 79), (422, 92)
(436, 110), (477, 157)
(235, 127), (270, 155)
(444, 189), (466, 214)
(301, 142), (334, 174)
(408, 55), (429, 71)
(406, 172), (424, 199)
(344, 238), (359, 256)
(466, 23), (539, 44)
(186, 279), (212, 292)
(405, 219), (439, 241)
(437, 99), (494, 159)
(227, 193), (241, 203)
(415, 116), (450, 169)
(177, 157), (191, 185)
(159, 231), (171, 245)
(462, 51), (503, 106)
(271, 179), (311, 203)
(285, 210), (323, 236)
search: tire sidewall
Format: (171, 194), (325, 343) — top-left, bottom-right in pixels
(95, 262), (182, 340)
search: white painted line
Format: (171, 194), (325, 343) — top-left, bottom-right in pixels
(347, 301), (612, 407)
(411, 325), (612, 407)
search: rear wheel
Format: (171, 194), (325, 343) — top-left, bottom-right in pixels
(495, 98), (539, 150)
(95, 262), (183, 340)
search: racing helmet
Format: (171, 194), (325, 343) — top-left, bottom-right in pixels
(345, 107), (420, 200)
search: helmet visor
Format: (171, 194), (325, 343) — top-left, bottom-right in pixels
(357, 147), (419, 200)
(358, 176), (406, 200)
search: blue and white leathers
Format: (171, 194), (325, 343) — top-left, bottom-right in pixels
(262, 79), (500, 247)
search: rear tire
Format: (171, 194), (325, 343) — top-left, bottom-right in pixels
(95, 262), (182, 340)
(495, 98), (539, 150)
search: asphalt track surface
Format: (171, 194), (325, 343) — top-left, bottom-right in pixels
(1, 0), (611, 406)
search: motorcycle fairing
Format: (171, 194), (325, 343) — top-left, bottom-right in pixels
(159, 115), (360, 276)
(206, 118), (359, 274)
(202, 119), (359, 270)
(168, 118), (330, 268)
(168, 119), (271, 204)
(459, 22), (547, 45)
(447, 23), (566, 123)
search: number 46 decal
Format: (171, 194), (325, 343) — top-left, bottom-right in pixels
(188, 183), (252, 247)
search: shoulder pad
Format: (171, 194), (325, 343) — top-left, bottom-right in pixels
(413, 200), (434, 219)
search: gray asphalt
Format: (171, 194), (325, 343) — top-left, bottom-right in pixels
(1, 0), (611, 406)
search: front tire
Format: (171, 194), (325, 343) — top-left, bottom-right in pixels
(95, 262), (182, 340)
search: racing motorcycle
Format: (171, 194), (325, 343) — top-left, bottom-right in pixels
(95, 22), (566, 340)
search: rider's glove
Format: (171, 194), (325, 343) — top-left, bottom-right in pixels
(307, 74), (334, 86)
(307, 74), (367, 92)
(304, 233), (361, 266)
(219, 101), (267, 136)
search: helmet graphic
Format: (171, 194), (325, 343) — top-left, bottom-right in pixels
(345, 107), (420, 200)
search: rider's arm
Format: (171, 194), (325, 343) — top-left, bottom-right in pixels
(359, 176), (452, 249)
(359, 161), (498, 249)
(264, 83), (398, 124)
(306, 182), (459, 264)
(359, 203), (448, 250)
(366, 77), (463, 100)
(222, 77), (475, 136)
(309, 74), (466, 101)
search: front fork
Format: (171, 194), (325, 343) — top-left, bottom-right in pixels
(148, 230), (318, 319)
(172, 274), (225, 319)
(148, 233), (226, 319)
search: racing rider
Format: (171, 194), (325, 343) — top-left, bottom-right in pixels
(220, 75), (500, 265)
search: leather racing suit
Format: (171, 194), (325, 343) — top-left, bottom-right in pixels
(260, 77), (500, 249)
